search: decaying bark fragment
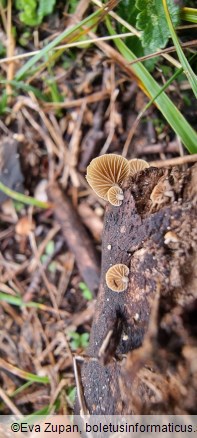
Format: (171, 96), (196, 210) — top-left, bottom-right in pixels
(76, 164), (197, 415)
(47, 183), (100, 294)
(0, 137), (24, 203)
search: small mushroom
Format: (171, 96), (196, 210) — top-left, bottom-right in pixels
(128, 158), (149, 176)
(150, 176), (174, 210)
(107, 185), (124, 206)
(106, 263), (129, 292)
(15, 216), (35, 236)
(164, 231), (179, 245)
(86, 154), (130, 200)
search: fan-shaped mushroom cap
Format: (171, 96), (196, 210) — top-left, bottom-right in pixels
(107, 185), (124, 206)
(150, 177), (174, 208)
(106, 263), (129, 292)
(128, 158), (149, 176)
(86, 154), (130, 200)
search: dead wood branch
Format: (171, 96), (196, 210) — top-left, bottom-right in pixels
(75, 164), (197, 415)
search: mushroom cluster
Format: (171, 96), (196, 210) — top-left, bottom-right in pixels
(86, 154), (149, 293)
(86, 154), (149, 206)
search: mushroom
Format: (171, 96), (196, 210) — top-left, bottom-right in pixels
(128, 158), (149, 176)
(150, 176), (174, 210)
(106, 263), (129, 292)
(86, 154), (130, 201)
(164, 231), (179, 245)
(107, 185), (124, 206)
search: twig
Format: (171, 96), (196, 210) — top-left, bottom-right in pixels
(0, 387), (22, 415)
(43, 89), (110, 109)
(24, 239), (63, 302)
(122, 112), (141, 157)
(72, 301), (95, 327)
(0, 33), (135, 65)
(0, 119), (10, 135)
(127, 39), (197, 67)
(49, 378), (69, 411)
(73, 357), (89, 415)
(100, 64), (118, 154)
(136, 140), (180, 155)
(0, 2), (7, 30)
(28, 232), (60, 313)
(6, 0), (15, 98)
(30, 94), (66, 161)
(47, 183), (100, 294)
(150, 154), (197, 167)
(60, 104), (85, 187)
(78, 203), (103, 242)
(28, 224), (61, 273)
(21, 107), (56, 180)
(66, 0), (90, 26)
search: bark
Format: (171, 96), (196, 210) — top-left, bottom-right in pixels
(75, 163), (197, 415)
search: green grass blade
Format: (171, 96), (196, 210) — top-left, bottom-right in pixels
(0, 181), (51, 208)
(142, 53), (196, 116)
(0, 292), (48, 311)
(0, 80), (47, 100)
(24, 406), (51, 421)
(15, 8), (102, 80)
(181, 7), (197, 24)
(137, 64), (184, 122)
(0, 354), (49, 384)
(10, 382), (33, 398)
(0, 292), (67, 317)
(162, 0), (197, 98)
(105, 17), (197, 154)
(18, 372), (49, 384)
(0, 292), (25, 306)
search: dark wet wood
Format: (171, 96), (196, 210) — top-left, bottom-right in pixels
(76, 164), (197, 415)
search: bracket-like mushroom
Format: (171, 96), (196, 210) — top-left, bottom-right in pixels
(86, 154), (130, 203)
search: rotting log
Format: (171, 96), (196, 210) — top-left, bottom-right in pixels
(75, 163), (197, 415)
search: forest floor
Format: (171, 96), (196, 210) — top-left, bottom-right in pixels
(0, 0), (196, 416)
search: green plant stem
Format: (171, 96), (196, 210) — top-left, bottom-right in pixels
(0, 291), (47, 309)
(0, 181), (52, 208)
(162, 0), (197, 98)
(15, 7), (104, 80)
(181, 7), (197, 24)
(0, 79), (47, 100)
(10, 382), (33, 398)
(105, 16), (197, 154)
(142, 53), (196, 116)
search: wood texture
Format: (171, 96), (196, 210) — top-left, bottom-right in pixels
(76, 164), (197, 414)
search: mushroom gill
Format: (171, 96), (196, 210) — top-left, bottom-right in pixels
(150, 176), (174, 210)
(106, 263), (129, 292)
(86, 154), (130, 200)
(107, 185), (124, 206)
(128, 158), (149, 177)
